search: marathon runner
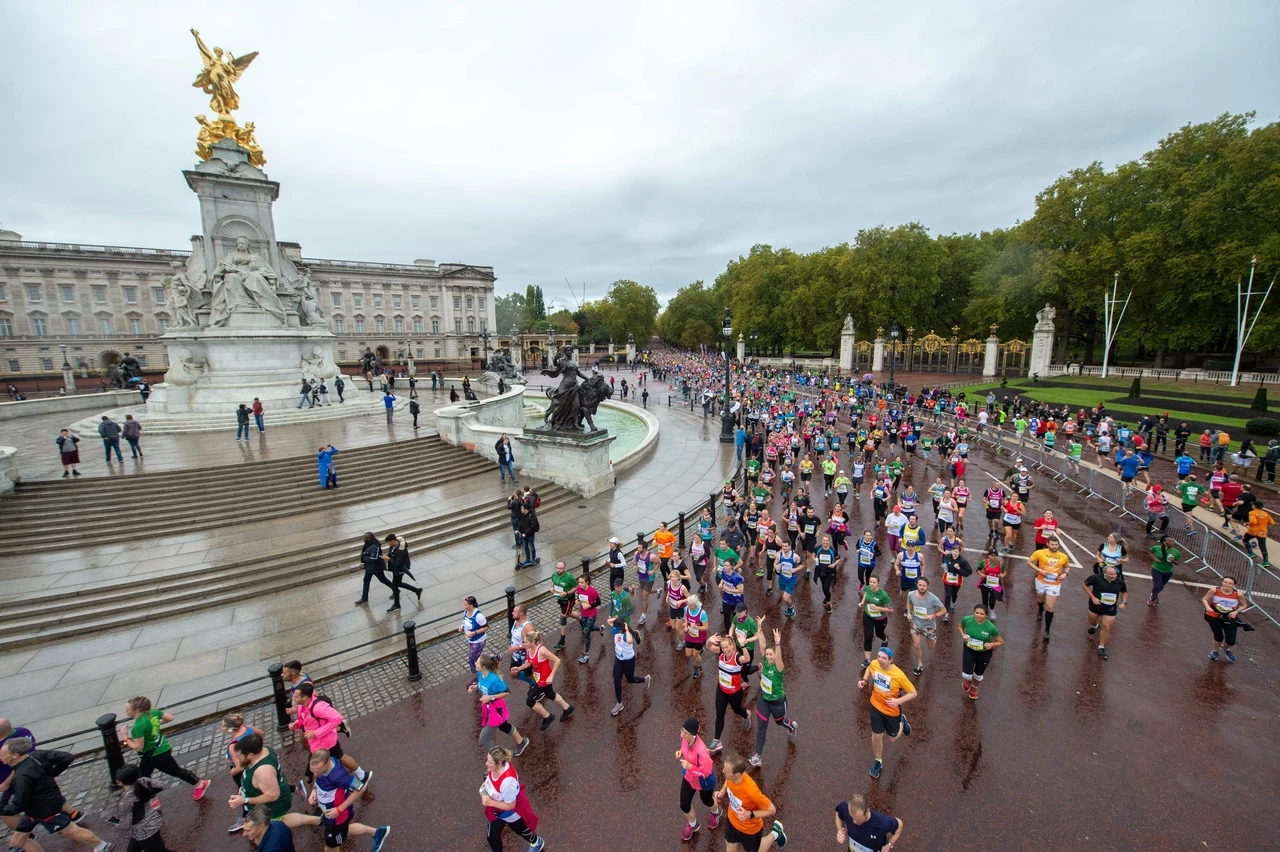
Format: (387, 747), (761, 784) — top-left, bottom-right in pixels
(677, 718), (723, 842)
(707, 632), (754, 753)
(959, 604), (1003, 699)
(856, 647), (915, 779)
(748, 617), (797, 768)
(1203, 576), (1253, 662)
(520, 631), (575, 730)
(1028, 536), (1071, 642)
(906, 577), (945, 675)
(835, 794), (903, 851)
(716, 755), (788, 851)
(480, 746), (545, 852)
(549, 561), (579, 651)
(1083, 564), (1128, 660)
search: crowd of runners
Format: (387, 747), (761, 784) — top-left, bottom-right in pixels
(1, 353), (1269, 852)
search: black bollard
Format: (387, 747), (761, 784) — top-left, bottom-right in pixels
(581, 555), (592, 582)
(404, 621), (422, 682)
(267, 663), (291, 731)
(95, 713), (126, 789)
(678, 511), (687, 550)
(505, 586), (517, 632)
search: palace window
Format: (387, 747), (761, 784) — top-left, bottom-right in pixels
(123, 287), (137, 303)
(93, 285), (106, 303)
(32, 317), (48, 336)
(99, 317), (113, 334)
(26, 284), (41, 302)
(332, 293), (342, 308)
(61, 285), (76, 303)
(129, 318), (142, 334)
(66, 317), (81, 335)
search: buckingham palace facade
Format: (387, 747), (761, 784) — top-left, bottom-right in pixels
(0, 228), (498, 380)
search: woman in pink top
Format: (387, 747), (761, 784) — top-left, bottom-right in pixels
(291, 681), (370, 791)
(676, 717), (722, 842)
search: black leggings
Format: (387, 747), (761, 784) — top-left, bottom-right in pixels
(962, 647), (993, 677)
(856, 562), (874, 587)
(862, 613), (888, 653)
(488, 817), (538, 851)
(980, 585), (1000, 612)
(680, 777), (714, 813)
(128, 836), (172, 852)
(139, 751), (199, 786)
(613, 657), (644, 703)
(1206, 614), (1239, 646)
(943, 584), (960, 612)
(714, 689), (749, 739)
(819, 570), (835, 603)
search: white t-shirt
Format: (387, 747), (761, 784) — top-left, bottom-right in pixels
(484, 772), (521, 822)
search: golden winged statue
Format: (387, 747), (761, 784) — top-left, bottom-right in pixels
(191, 28), (257, 117)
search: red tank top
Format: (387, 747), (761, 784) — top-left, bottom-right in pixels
(717, 651), (743, 694)
(530, 645), (553, 686)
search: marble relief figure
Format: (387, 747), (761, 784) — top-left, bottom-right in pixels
(209, 236), (288, 326)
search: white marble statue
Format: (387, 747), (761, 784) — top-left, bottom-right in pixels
(1035, 303), (1057, 328)
(164, 259), (205, 328)
(300, 346), (339, 381)
(209, 236), (288, 326)
(295, 268), (327, 327)
(164, 349), (209, 386)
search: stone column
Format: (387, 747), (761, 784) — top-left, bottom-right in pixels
(983, 326), (1000, 378)
(736, 333), (745, 362)
(626, 334), (636, 364)
(872, 334), (885, 372)
(0, 447), (16, 495)
(589, 342), (596, 355)
(839, 315), (855, 373)
(62, 365), (76, 395)
(1028, 304), (1056, 378)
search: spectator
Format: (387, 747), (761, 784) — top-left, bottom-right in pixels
(98, 415), (123, 463)
(252, 397), (266, 432)
(56, 429), (82, 477)
(495, 434), (518, 484)
(122, 414), (143, 460)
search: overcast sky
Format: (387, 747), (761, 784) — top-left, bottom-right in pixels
(3, 1), (1277, 308)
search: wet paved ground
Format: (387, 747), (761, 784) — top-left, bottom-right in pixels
(106, 432), (1280, 851)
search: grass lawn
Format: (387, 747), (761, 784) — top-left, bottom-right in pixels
(1020, 376), (1264, 402)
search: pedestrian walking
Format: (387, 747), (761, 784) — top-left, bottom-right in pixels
(56, 429), (82, 477)
(252, 397), (265, 432)
(518, 503), (540, 566)
(383, 390), (396, 424)
(334, 375), (345, 403)
(119, 697), (210, 799)
(98, 415), (123, 462)
(354, 532), (396, 606)
(409, 397), (420, 429)
(460, 596), (490, 682)
(317, 444), (339, 489)
(383, 533), (422, 612)
(318, 380), (330, 406)
(236, 405), (251, 441)
(495, 434), (518, 484)
(122, 414), (143, 459)
(297, 378), (315, 409)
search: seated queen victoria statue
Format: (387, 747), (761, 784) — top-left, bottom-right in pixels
(209, 236), (289, 326)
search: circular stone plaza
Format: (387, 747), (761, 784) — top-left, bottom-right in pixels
(0, 365), (1277, 850)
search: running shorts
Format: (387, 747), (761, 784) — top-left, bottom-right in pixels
(324, 820), (353, 847)
(724, 821), (764, 851)
(777, 576), (797, 595)
(15, 813), (72, 835)
(1088, 602), (1119, 617)
(1034, 579), (1062, 597)
(526, 683), (557, 706)
(558, 596), (574, 625)
(669, 607), (686, 623)
(911, 623), (937, 642)
(868, 704), (902, 736)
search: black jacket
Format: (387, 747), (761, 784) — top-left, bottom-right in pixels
(0, 757), (62, 819)
(360, 539), (382, 570)
(519, 511), (540, 537)
(508, 497), (523, 521)
(495, 439), (514, 463)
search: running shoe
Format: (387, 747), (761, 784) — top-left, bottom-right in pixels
(869, 758), (883, 779)
(1087, 625), (1098, 635)
(228, 817), (244, 833)
(1147, 597), (1157, 606)
(611, 702), (625, 716)
(900, 716), (912, 737)
(1043, 631), (1051, 643)
(645, 674), (652, 691)
(962, 679), (972, 695)
(372, 826), (392, 852)
(748, 753), (763, 768)
(540, 714), (556, 731)
(1097, 646), (1108, 660)
(942, 612), (950, 623)
(514, 738), (530, 757)
(638, 614), (647, 626)
(742, 715), (752, 731)
(1036, 610), (1044, 622)
(860, 659), (870, 670)
(98, 845), (115, 852)
(824, 602), (833, 614)
(707, 810), (721, 829)
(756, 568), (765, 578)
(578, 654), (589, 664)
(681, 820), (700, 841)
(193, 779), (210, 800)
(912, 664), (923, 676)
(692, 667), (702, 679)
(708, 738), (723, 752)
(561, 704), (575, 720)
(553, 640), (565, 651)
(1208, 651), (1219, 661)
(296, 778), (308, 799)
(766, 588), (774, 596)
(969, 684), (979, 700)
(675, 641), (685, 651)
(786, 719), (798, 737)
(528, 837), (544, 852)
(772, 819), (788, 847)
(1225, 650), (1236, 663)
(360, 769), (373, 787)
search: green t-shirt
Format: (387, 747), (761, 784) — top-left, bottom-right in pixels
(746, 459), (762, 477)
(552, 571), (575, 598)
(822, 459), (837, 476)
(611, 589), (634, 618)
(889, 460), (905, 478)
(715, 546), (740, 565)
(752, 486), (770, 505)
(1069, 442), (1083, 460)
(863, 587), (891, 618)
(834, 475), (851, 492)
(960, 615), (1000, 651)
(1177, 481), (1205, 508)
(732, 615), (758, 647)
(130, 709), (170, 756)
(759, 659), (785, 701)
(1014, 418), (1027, 434)
(1150, 545), (1181, 574)
(920, 437), (934, 450)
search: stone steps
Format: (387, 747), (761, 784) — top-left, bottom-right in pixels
(0, 484), (575, 650)
(0, 437), (497, 554)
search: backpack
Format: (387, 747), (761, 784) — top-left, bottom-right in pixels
(531, 491), (542, 509)
(32, 749), (74, 778)
(311, 695), (352, 738)
(388, 544), (412, 575)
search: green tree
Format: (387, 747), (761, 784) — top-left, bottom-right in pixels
(601, 280), (660, 343)
(658, 280), (722, 346)
(495, 292), (527, 332)
(524, 285), (547, 324)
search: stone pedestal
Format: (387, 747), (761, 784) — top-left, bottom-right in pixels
(0, 447), (16, 495)
(61, 367), (76, 395)
(1028, 305), (1055, 378)
(872, 337), (885, 372)
(625, 342), (635, 364)
(589, 342), (596, 355)
(514, 429), (616, 497)
(736, 334), (745, 362)
(839, 315), (855, 373)
(983, 336), (999, 378)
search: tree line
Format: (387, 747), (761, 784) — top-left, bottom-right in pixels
(658, 113), (1280, 366)
(496, 281), (661, 347)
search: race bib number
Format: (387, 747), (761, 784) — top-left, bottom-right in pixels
(983, 574), (1000, 588)
(759, 674), (773, 694)
(945, 571), (960, 584)
(966, 636), (986, 651)
(872, 671), (892, 693)
(1042, 572), (1058, 583)
(718, 670), (733, 690)
(577, 593), (590, 605)
(912, 605), (929, 618)
(904, 565), (919, 579)
(1003, 512), (1020, 524)
(1099, 592), (1118, 605)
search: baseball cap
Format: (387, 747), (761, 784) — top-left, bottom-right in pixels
(609, 536), (620, 544)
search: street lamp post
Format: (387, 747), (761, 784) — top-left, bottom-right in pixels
(479, 328), (492, 368)
(59, 344), (75, 394)
(889, 324), (900, 393)
(719, 307), (735, 443)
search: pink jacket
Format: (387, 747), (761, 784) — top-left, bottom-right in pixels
(680, 735), (713, 787)
(292, 697), (342, 752)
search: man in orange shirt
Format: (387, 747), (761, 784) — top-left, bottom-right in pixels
(1028, 536), (1071, 642)
(856, 647), (916, 779)
(715, 755), (788, 851)
(654, 522), (677, 581)
(1243, 502), (1274, 567)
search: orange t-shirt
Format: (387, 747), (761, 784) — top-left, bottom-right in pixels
(1247, 508), (1273, 538)
(866, 660), (913, 717)
(724, 772), (770, 834)
(654, 529), (676, 559)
